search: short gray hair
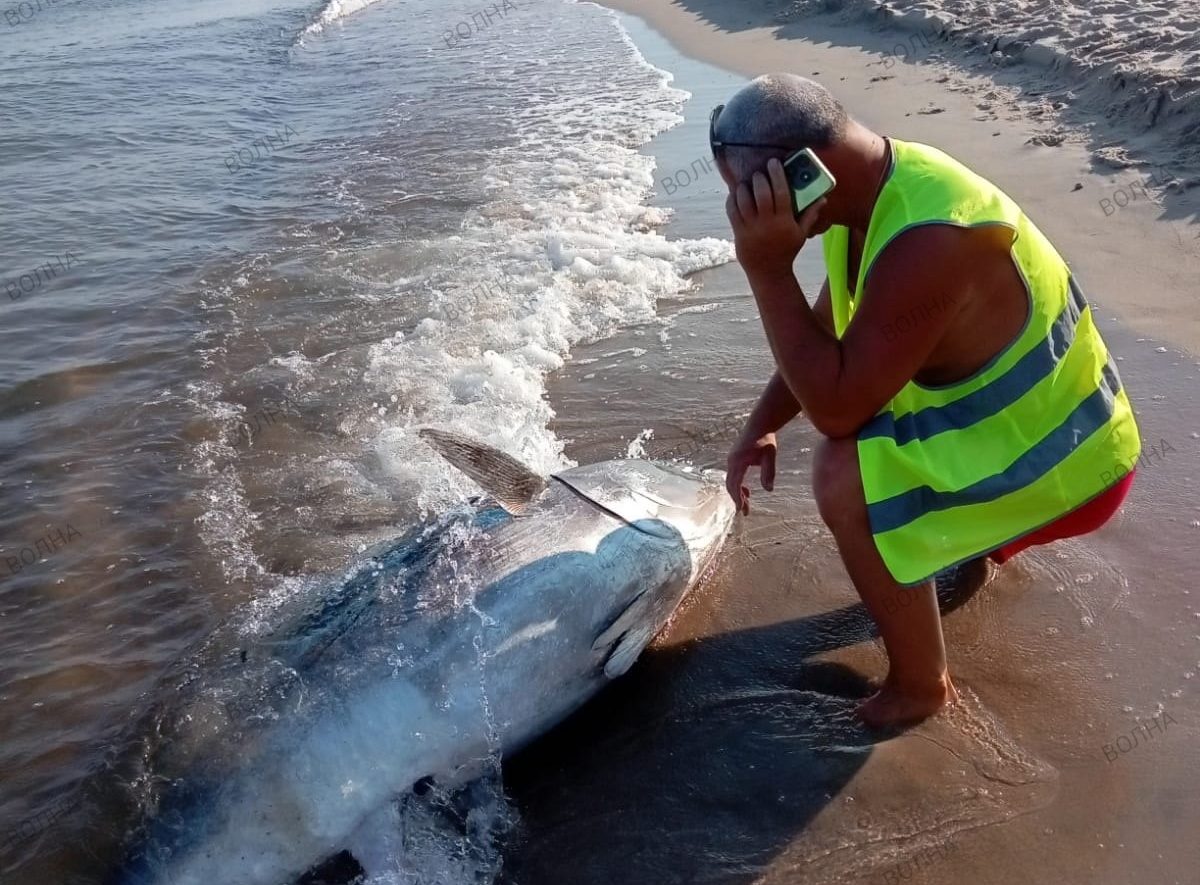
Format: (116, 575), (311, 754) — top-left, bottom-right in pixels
(713, 74), (849, 179)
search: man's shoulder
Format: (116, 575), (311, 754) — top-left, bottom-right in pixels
(870, 222), (1011, 289)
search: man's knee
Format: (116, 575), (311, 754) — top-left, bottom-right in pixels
(812, 436), (864, 532)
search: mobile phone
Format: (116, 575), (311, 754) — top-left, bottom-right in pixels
(782, 148), (836, 219)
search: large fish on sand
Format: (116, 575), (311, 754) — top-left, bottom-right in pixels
(110, 430), (736, 884)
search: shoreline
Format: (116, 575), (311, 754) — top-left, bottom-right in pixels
(597, 0), (1200, 356)
(780, 0), (1200, 171)
(522, 5), (1200, 885)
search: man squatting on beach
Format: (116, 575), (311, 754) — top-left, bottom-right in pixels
(713, 74), (1141, 728)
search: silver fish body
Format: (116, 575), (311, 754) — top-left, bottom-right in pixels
(113, 458), (735, 885)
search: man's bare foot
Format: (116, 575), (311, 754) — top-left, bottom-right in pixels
(856, 674), (959, 729)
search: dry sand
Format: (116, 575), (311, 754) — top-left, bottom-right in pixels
(783, 0), (1200, 165)
(600, 0), (1200, 352)
(501, 3), (1200, 885)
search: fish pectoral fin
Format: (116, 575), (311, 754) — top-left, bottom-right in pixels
(603, 623), (656, 679)
(592, 591), (652, 652)
(419, 428), (548, 516)
(592, 592), (656, 678)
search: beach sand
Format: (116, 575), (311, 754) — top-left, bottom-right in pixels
(500, 4), (1200, 884)
(604, 0), (1200, 351)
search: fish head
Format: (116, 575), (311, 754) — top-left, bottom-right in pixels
(553, 459), (736, 577)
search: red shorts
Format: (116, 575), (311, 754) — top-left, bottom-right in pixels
(989, 470), (1136, 564)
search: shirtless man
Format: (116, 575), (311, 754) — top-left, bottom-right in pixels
(712, 74), (1141, 727)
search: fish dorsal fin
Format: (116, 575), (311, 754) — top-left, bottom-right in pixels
(419, 428), (547, 516)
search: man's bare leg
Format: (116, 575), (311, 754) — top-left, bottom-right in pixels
(812, 436), (958, 727)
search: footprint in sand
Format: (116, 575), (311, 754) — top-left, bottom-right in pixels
(703, 686), (1059, 884)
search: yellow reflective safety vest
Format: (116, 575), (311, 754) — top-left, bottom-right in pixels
(821, 139), (1141, 585)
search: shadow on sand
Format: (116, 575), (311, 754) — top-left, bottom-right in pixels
(500, 568), (983, 885)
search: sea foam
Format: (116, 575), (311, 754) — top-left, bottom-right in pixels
(358, 3), (733, 514)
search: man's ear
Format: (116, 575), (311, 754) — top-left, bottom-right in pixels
(715, 155), (738, 192)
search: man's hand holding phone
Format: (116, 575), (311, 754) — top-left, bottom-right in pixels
(725, 157), (827, 280)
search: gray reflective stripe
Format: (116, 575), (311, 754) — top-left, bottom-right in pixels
(862, 277), (1089, 444)
(867, 362), (1121, 534)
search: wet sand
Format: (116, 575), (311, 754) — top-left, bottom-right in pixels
(501, 8), (1200, 885)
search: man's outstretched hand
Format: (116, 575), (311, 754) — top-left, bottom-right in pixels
(725, 432), (778, 516)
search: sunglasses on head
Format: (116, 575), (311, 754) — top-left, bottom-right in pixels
(709, 104), (796, 157)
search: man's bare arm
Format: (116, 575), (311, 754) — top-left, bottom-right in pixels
(727, 160), (972, 438)
(748, 225), (970, 437)
(724, 279), (837, 514)
(722, 161), (973, 516)
(740, 278), (834, 439)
